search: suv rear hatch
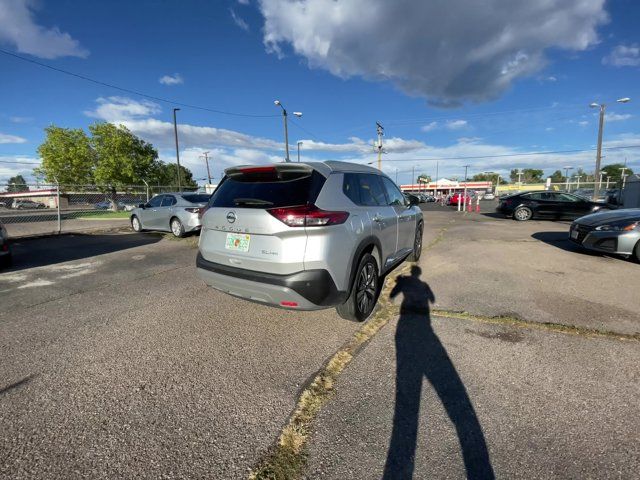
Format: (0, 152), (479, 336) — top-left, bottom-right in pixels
(199, 164), (328, 275)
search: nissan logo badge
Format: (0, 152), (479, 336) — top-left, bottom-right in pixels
(226, 211), (237, 223)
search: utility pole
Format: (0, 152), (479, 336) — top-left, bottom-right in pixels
(376, 122), (384, 171)
(412, 165), (415, 192)
(517, 169), (524, 188)
(297, 141), (302, 162)
(201, 151), (212, 185)
(590, 97), (630, 201)
(173, 108), (182, 191)
(620, 166), (629, 189)
(576, 175), (582, 189)
(463, 165), (470, 212)
(395, 168), (398, 184)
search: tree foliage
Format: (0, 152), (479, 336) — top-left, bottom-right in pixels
(471, 172), (501, 183)
(7, 175), (29, 192)
(601, 163), (634, 182)
(549, 170), (565, 183)
(90, 123), (159, 186)
(35, 122), (197, 190)
(36, 126), (95, 185)
(510, 168), (544, 183)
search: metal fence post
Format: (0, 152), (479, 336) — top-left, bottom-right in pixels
(55, 179), (61, 234)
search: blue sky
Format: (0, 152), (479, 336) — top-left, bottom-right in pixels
(1, 0), (639, 186)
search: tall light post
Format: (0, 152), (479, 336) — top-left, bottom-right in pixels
(297, 141), (303, 163)
(274, 100), (302, 162)
(462, 165), (470, 212)
(576, 175), (582, 189)
(563, 166), (573, 191)
(173, 108), (182, 191)
(589, 97), (630, 201)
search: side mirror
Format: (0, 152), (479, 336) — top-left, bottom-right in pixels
(408, 194), (420, 206)
(138, 203), (146, 209)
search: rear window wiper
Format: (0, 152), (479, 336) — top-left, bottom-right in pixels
(233, 198), (275, 207)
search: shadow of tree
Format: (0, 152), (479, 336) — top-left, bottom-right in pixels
(383, 266), (495, 480)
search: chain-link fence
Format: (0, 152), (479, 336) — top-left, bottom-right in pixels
(0, 184), (199, 238)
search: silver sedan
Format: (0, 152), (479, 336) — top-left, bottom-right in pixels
(570, 208), (640, 261)
(130, 192), (210, 237)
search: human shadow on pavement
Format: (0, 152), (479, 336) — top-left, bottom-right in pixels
(383, 266), (495, 480)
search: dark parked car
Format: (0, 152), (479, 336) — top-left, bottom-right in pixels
(570, 209), (640, 261)
(0, 221), (11, 268)
(497, 191), (608, 221)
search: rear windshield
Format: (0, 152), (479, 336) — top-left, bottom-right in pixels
(181, 194), (211, 204)
(209, 170), (326, 209)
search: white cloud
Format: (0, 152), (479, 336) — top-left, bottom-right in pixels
(85, 96), (162, 122)
(445, 119), (467, 130)
(421, 122), (438, 132)
(0, 0), (88, 59)
(229, 8), (249, 31)
(545, 127), (554, 132)
(0, 155), (38, 184)
(605, 113), (632, 122)
(0, 132), (27, 144)
(602, 44), (640, 67)
(579, 121), (589, 126)
(259, 0), (607, 105)
(237, 0), (250, 5)
(9, 116), (32, 123)
(158, 73), (184, 86)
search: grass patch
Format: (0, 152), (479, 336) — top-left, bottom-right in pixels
(162, 233), (200, 248)
(75, 211), (130, 219)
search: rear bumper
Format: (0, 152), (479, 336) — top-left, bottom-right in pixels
(196, 253), (347, 310)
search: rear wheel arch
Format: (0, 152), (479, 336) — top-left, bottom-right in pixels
(347, 237), (382, 295)
(634, 239), (640, 263)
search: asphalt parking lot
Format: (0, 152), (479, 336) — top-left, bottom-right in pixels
(1, 206), (638, 479)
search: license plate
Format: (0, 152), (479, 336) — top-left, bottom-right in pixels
(225, 233), (251, 252)
(570, 229), (579, 239)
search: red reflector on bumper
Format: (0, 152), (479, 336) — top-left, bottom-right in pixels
(280, 301), (298, 307)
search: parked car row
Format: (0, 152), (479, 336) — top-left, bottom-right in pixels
(495, 190), (640, 262)
(0, 199), (47, 209)
(0, 221), (11, 268)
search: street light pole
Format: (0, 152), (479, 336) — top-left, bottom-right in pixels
(463, 165), (470, 212)
(173, 108), (182, 191)
(590, 97), (630, 201)
(297, 141), (302, 162)
(274, 100), (302, 162)
(563, 166), (573, 191)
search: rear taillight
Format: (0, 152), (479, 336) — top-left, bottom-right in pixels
(1, 244), (7, 252)
(268, 205), (349, 227)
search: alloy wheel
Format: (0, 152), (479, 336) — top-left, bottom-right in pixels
(355, 262), (377, 315)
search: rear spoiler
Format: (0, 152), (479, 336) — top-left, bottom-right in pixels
(225, 163), (314, 180)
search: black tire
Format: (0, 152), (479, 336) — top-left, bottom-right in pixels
(634, 241), (640, 263)
(336, 253), (379, 322)
(407, 222), (423, 262)
(170, 217), (185, 238)
(131, 215), (143, 232)
(513, 206), (532, 221)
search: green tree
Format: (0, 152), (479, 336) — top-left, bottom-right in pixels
(36, 125), (95, 185)
(7, 175), (29, 192)
(148, 162), (198, 189)
(549, 170), (565, 183)
(417, 174), (431, 184)
(471, 172), (501, 183)
(601, 163), (634, 182)
(510, 168), (544, 183)
(90, 123), (159, 186)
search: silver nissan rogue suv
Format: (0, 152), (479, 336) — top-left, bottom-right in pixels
(196, 161), (423, 321)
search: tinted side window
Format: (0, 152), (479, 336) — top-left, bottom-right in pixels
(358, 174), (387, 206)
(343, 173), (361, 205)
(556, 193), (580, 202)
(161, 195), (176, 207)
(381, 177), (406, 206)
(526, 192), (552, 201)
(148, 195), (163, 207)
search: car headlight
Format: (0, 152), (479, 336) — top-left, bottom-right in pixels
(595, 221), (639, 232)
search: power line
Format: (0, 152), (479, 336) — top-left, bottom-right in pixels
(0, 159), (40, 165)
(0, 48), (280, 119)
(289, 117), (325, 142)
(361, 144), (640, 164)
